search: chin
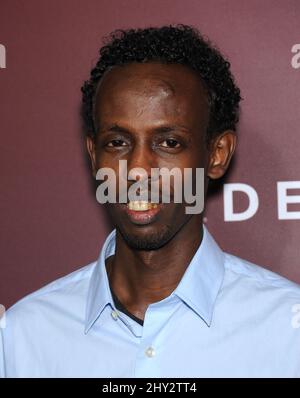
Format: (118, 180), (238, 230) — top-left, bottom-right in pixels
(116, 223), (175, 251)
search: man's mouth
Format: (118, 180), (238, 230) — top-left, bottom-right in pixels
(123, 200), (162, 225)
(127, 200), (158, 211)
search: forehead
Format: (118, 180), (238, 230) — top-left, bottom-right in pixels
(94, 62), (209, 130)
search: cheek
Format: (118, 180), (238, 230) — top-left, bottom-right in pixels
(95, 149), (120, 169)
(159, 152), (204, 170)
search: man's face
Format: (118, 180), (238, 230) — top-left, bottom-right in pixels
(87, 62), (212, 250)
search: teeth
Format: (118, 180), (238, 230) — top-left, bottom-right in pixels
(128, 201), (158, 211)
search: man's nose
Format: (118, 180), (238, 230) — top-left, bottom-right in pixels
(126, 142), (155, 178)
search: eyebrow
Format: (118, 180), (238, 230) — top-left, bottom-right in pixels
(100, 123), (192, 135)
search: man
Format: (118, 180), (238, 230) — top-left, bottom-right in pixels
(1, 25), (300, 378)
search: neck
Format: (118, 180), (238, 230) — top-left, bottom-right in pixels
(106, 216), (204, 320)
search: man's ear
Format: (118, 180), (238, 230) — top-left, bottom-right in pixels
(207, 131), (236, 180)
(86, 135), (97, 178)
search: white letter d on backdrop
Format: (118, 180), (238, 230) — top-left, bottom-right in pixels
(224, 183), (259, 222)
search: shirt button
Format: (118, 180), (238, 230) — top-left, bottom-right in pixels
(111, 310), (119, 320)
(145, 347), (155, 358)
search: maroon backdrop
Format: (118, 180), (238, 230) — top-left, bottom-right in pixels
(1, 0), (300, 309)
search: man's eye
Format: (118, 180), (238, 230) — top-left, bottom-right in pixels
(160, 139), (181, 148)
(106, 140), (127, 147)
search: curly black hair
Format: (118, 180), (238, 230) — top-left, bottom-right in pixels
(81, 25), (241, 142)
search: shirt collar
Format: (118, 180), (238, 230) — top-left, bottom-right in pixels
(85, 225), (225, 333)
(173, 225), (225, 326)
(85, 229), (116, 334)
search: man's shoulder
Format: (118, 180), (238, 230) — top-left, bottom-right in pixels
(6, 261), (97, 320)
(223, 251), (300, 298)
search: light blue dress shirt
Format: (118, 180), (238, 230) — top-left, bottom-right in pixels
(1, 226), (300, 377)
